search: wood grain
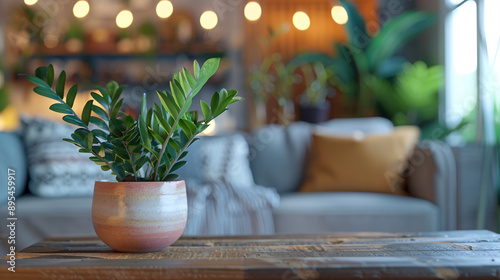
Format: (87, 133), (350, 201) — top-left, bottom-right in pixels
(2, 230), (500, 279)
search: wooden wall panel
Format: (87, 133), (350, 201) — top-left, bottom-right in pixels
(245, 0), (378, 62)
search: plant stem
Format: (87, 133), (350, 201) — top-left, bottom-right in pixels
(153, 91), (194, 180)
(123, 141), (138, 181)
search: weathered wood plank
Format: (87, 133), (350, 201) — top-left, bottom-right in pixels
(1, 231), (500, 279)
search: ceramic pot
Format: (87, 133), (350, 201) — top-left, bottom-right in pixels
(92, 180), (187, 252)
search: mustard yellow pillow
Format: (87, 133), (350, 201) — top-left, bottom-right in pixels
(300, 126), (420, 194)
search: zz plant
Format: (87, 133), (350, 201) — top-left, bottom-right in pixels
(24, 58), (241, 182)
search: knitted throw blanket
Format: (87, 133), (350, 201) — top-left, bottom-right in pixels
(183, 179), (280, 235)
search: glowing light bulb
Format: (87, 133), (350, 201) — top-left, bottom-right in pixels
(331, 6), (348, 25)
(244, 1), (262, 21)
(156, 0), (173, 19)
(200, 11), (218, 30)
(116, 10), (134, 29)
(73, 1), (90, 19)
(293, 11), (310, 31)
(24, 0), (37, 6)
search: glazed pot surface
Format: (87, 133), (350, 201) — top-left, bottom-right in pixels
(92, 180), (187, 252)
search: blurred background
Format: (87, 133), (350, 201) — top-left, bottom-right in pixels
(0, 0), (497, 139)
(0, 0), (500, 248)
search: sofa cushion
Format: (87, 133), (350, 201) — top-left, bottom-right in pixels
(0, 131), (28, 203)
(22, 118), (115, 197)
(250, 117), (394, 194)
(300, 126), (420, 194)
(177, 134), (255, 188)
(273, 192), (439, 233)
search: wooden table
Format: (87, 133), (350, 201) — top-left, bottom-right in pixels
(2, 230), (500, 279)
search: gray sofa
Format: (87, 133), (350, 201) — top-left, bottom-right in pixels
(0, 117), (457, 255)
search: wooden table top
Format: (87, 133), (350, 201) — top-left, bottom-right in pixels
(2, 230), (500, 279)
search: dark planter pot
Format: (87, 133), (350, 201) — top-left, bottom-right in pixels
(299, 102), (330, 124)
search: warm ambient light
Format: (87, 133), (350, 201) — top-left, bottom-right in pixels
(73, 1), (90, 19)
(293, 11), (310, 31)
(116, 10), (134, 29)
(24, 0), (37, 5)
(244, 2), (262, 21)
(156, 0), (173, 19)
(200, 120), (216, 136)
(331, 6), (348, 25)
(200, 11), (218, 30)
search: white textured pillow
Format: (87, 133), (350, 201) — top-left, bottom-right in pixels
(22, 118), (115, 197)
(177, 134), (255, 188)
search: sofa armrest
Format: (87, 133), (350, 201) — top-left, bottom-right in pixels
(407, 141), (457, 230)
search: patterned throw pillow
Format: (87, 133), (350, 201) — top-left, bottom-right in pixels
(22, 118), (115, 197)
(176, 134), (256, 188)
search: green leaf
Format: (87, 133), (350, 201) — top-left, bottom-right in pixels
(141, 93), (148, 122)
(138, 114), (151, 149)
(66, 84), (78, 108)
(26, 76), (51, 89)
(47, 65), (54, 87)
(135, 156), (149, 170)
(122, 115), (135, 129)
(341, 0), (370, 51)
(170, 160), (187, 172)
(91, 129), (108, 140)
(33, 86), (60, 101)
(101, 166), (111, 172)
(142, 144), (159, 159)
(84, 132), (94, 149)
(178, 119), (193, 138)
(81, 100), (93, 126)
(114, 146), (130, 160)
(149, 129), (165, 144)
(96, 85), (110, 104)
(62, 138), (81, 147)
(35, 66), (48, 81)
(200, 100), (211, 121)
(106, 82), (118, 101)
(154, 110), (171, 133)
(112, 163), (126, 180)
(109, 119), (126, 136)
(49, 103), (73, 114)
(170, 81), (185, 108)
(91, 92), (109, 111)
(193, 60), (200, 79)
(157, 90), (179, 119)
(89, 116), (109, 131)
(71, 133), (85, 146)
(56, 70), (66, 99)
(111, 98), (123, 119)
(63, 115), (86, 127)
(366, 11), (435, 69)
(210, 91), (220, 113)
(183, 68), (197, 88)
(92, 105), (109, 121)
(111, 85), (126, 107)
(163, 173), (179, 181)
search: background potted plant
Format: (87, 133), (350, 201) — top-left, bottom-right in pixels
(297, 62), (334, 124)
(24, 58), (242, 252)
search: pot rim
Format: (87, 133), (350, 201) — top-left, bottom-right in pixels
(94, 180), (185, 184)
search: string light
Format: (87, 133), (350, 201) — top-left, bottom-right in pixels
(73, 1), (90, 19)
(293, 11), (310, 31)
(156, 0), (173, 19)
(200, 11), (218, 30)
(116, 10), (134, 28)
(244, 1), (262, 21)
(331, 6), (348, 25)
(24, 0), (37, 5)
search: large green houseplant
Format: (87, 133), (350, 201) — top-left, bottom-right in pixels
(24, 58), (242, 252)
(290, 0), (437, 124)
